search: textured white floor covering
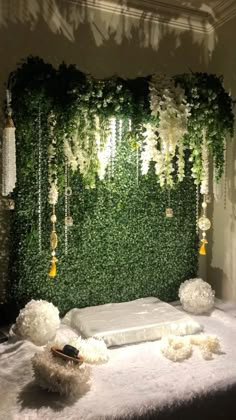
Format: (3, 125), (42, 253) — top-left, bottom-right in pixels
(0, 302), (236, 420)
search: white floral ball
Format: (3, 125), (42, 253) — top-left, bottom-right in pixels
(13, 299), (60, 345)
(179, 278), (215, 314)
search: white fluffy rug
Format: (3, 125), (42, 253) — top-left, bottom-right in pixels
(1, 301), (236, 420)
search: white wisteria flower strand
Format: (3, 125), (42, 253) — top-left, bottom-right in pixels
(142, 74), (191, 187)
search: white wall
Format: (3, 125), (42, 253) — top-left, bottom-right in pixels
(0, 0), (210, 302)
(207, 17), (236, 301)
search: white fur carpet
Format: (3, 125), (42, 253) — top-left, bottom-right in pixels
(1, 301), (236, 420)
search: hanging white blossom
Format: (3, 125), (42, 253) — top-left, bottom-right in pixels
(141, 123), (158, 174)
(96, 115), (112, 181)
(143, 74), (191, 187)
(177, 142), (185, 182)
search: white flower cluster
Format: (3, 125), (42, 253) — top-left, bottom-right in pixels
(179, 278), (215, 314)
(32, 346), (91, 398)
(64, 118), (91, 177)
(160, 333), (220, 362)
(160, 335), (192, 362)
(142, 75), (190, 187)
(64, 115), (116, 184)
(96, 116), (116, 181)
(69, 336), (109, 364)
(13, 299), (60, 345)
(141, 123), (166, 186)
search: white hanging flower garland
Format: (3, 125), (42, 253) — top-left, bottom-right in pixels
(141, 75), (191, 187)
(64, 114), (117, 185)
(2, 89), (17, 196)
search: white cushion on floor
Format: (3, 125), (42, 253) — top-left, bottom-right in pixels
(62, 297), (202, 347)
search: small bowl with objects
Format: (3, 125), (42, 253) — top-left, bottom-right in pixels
(51, 344), (83, 364)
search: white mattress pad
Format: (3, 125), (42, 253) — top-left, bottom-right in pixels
(62, 297), (202, 347)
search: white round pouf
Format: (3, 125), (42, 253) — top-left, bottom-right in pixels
(179, 278), (215, 314)
(32, 347), (91, 399)
(12, 299), (60, 345)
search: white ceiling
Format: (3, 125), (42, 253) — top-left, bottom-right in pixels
(71, 0), (236, 33)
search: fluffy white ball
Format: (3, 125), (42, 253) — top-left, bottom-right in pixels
(179, 278), (215, 314)
(13, 299), (60, 345)
(32, 346), (91, 398)
(70, 336), (109, 364)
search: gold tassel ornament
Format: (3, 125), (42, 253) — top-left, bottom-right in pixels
(199, 238), (208, 255)
(48, 256), (58, 278)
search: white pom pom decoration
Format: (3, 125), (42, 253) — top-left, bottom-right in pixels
(179, 278), (215, 314)
(13, 299), (60, 345)
(69, 336), (109, 364)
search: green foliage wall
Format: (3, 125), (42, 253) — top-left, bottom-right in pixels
(8, 58), (233, 315)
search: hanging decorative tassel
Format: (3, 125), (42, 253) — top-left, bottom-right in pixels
(48, 205), (58, 278)
(198, 199), (211, 255)
(198, 129), (211, 256)
(48, 256), (58, 277)
(2, 90), (16, 196)
(199, 238), (208, 255)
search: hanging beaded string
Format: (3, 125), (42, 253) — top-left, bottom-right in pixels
(198, 129), (211, 255)
(224, 137), (227, 210)
(196, 184), (199, 234)
(48, 113), (58, 278)
(136, 143), (139, 186)
(64, 161), (68, 256)
(119, 119), (122, 144)
(110, 117), (116, 178)
(64, 160), (73, 256)
(38, 106), (42, 253)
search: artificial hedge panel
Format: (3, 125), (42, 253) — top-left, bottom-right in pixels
(8, 57), (233, 315)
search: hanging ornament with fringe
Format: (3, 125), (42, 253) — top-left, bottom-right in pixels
(48, 206), (58, 277)
(198, 129), (211, 255)
(198, 198), (211, 255)
(47, 112), (58, 278)
(2, 89), (16, 196)
(64, 160), (73, 256)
